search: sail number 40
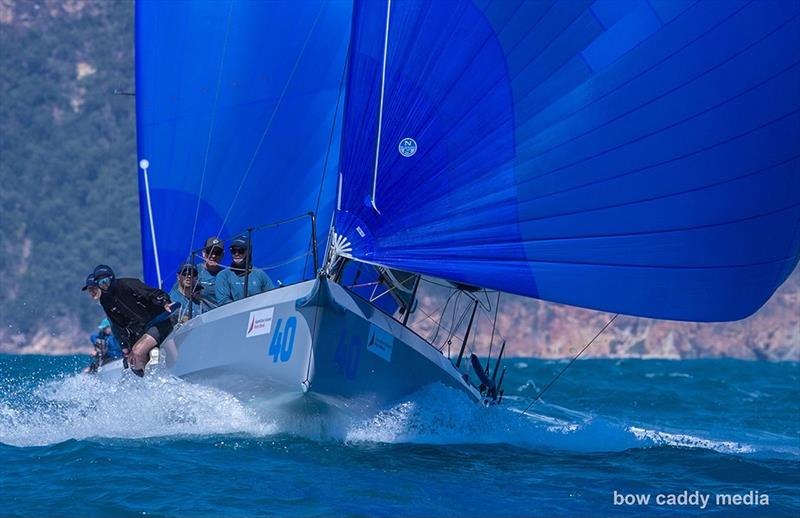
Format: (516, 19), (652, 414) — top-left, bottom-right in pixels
(268, 316), (296, 363)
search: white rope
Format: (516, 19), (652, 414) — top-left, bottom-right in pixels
(140, 159), (162, 288)
(370, 0), (392, 214)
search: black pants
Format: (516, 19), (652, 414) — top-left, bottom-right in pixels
(143, 319), (174, 345)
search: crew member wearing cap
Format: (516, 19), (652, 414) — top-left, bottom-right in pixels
(81, 273), (102, 300)
(169, 263), (205, 322)
(82, 313), (124, 373)
(90, 318), (124, 362)
(87, 264), (174, 376)
(198, 236), (225, 306)
(215, 235), (274, 305)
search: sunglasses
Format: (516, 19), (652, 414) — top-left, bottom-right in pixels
(96, 276), (112, 286)
(180, 270), (196, 277)
(230, 247), (246, 255)
(205, 247), (223, 257)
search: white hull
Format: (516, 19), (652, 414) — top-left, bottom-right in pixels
(99, 278), (480, 413)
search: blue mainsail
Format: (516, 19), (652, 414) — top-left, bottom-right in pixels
(335, 0), (800, 321)
(135, 0), (351, 287)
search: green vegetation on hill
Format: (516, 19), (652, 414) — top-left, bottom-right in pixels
(0, 1), (140, 338)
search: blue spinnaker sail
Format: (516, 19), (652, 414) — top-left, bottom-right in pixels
(336, 0), (800, 321)
(136, 0), (351, 287)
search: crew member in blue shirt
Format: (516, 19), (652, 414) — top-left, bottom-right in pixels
(198, 236), (224, 306)
(92, 318), (124, 361)
(168, 263), (206, 322)
(83, 317), (124, 373)
(215, 235), (274, 305)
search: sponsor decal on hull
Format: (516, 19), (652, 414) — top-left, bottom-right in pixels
(246, 307), (274, 337)
(366, 324), (394, 362)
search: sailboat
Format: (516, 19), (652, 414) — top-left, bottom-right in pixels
(100, 0), (800, 413)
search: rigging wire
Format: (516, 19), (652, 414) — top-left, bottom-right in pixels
(486, 291), (501, 371)
(518, 313), (619, 418)
(187, 1), (234, 258)
(481, 288), (493, 313)
(414, 304), (466, 350)
(307, 36), (351, 275)
(258, 251), (311, 272)
(217, 2), (326, 237)
(428, 289), (457, 344)
(439, 293), (471, 357)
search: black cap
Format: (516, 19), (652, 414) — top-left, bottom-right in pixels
(92, 264), (114, 281)
(81, 274), (97, 291)
(229, 235), (250, 249)
(204, 236), (223, 251)
(178, 263), (198, 276)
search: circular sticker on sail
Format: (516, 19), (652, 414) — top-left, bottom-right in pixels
(398, 138), (417, 157)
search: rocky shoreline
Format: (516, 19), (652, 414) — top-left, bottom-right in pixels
(3, 269), (797, 361)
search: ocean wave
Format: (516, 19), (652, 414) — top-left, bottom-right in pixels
(2, 372), (796, 460)
(0, 371), (274, 447)
(343, 384), (642, 451)
(343, 384), (797, 458)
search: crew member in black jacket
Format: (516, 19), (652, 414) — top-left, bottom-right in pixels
(89, 264), (173, 376)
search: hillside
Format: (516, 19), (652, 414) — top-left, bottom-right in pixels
(0, 0), (140, 349)
(0, 0), (797, 359)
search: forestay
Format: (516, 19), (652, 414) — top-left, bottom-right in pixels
(335, 0), (800, 321)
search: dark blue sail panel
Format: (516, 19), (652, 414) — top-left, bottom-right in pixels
(135, 0), (351, 287)
(336, 0), (800, 321)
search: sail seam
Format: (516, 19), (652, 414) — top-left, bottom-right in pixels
(518, 1), (778, 156)
(517, 53), (800, 187)
(435, 152), (800, 232)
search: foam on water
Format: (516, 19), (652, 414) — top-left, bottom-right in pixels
(1, 370), (790, 458)
(343, 384), (768, 456)
(0, 371), (275, 447)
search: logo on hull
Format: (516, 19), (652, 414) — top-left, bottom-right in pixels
(366, 324), (394, 362)
(246, 307), (275, 337)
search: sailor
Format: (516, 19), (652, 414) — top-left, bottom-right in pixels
(81, 274), (102, 373)
(89, 264), (174, 377)
(168, 262), (205, 322)
(198, 236), (225, 306)
(90, 318), (124, 363)
(81, 272), (102, 301)
(215, 235), (274, 305)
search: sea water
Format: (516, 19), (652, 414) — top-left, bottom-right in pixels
(1, 355), (797, 516)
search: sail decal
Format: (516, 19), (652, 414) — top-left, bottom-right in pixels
(336, 0), (800, 321)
